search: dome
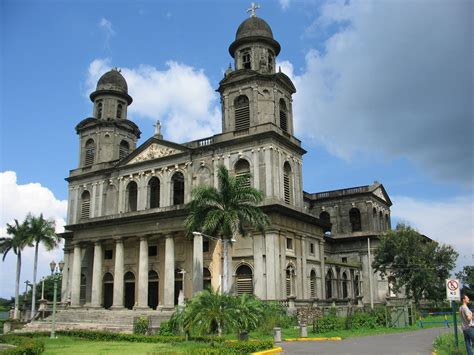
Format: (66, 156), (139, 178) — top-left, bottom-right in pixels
(96, 69), (128, 94)
(235, 17), (274, 41)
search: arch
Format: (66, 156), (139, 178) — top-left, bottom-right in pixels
(148, 270), (159, 309)
(97, 102), (103, 119)
(148, 177), (160, 209)
(236, 264), (253, 295)
(80, 190), (91, 219)
(84, 139), (95, 166)
(283, 161), (292, 204)
(104, 184), (117, 215)
(172, 172), (185, 205)
(203, 267), (212, 291)
(349, 208), (362, 232)
(286, 265), (296, 297)
(326, 269), (333, 299)
(235, 159), (251, 188)
(124, 271), (135, 310)
(342, 272), (348, 299)
(103, 272), (114, 309)
(319, 211), (331, 233)
(119, 140), (130, 160)
(310, 269), (317, 299)
(240, 48), (251, 69)
(234, 95), (250, 130)
(116, 103), (123, 119)
(126, 181), (138, 212)
(80, 273), (87, 302)
(197, 166), (212, 186)
(279, 99), (288, 132)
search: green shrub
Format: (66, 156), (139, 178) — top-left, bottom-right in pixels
(192, 340), (274, 354)
(0, 335), (45, 354)
(256, 302), (296, 333)
(157, 320), (174, 336)
(133, 316), (149, 335)
(348, 310), (379, 329)
(314, 314), (345, 333)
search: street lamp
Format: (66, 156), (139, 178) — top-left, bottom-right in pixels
(49, 260), (64, 339)
(192, 232), (236, 293)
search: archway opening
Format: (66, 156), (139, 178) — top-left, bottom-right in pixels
(236, 265), (253, 295)
(103, 272), (114, 309)
(148, 270), (159, 309)
(124, 271), (135, 310)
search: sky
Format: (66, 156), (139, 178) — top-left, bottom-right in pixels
(0, 0), (472, 299)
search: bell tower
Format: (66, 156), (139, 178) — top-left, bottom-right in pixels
(76, 69), (141, 169)
(218, 10), (296, 137)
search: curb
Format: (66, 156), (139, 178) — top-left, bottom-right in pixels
(284, 337), (342, 342)
(252, 346), (283, 354)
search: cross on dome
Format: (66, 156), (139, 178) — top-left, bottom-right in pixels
(247, 2), (260, 17)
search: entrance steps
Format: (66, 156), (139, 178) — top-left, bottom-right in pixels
(15, 308), (174, 334)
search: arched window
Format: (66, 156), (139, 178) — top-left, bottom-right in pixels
(326, 269), (333, 299)
(236, 265), (253, 295)
(126, 181), (138, 212)
(283, 162), (292, 204)
(342, 272), (348, 299)
(119, 140), (130, 160)
(148, 270), (159, 309)
(235, 159), (250, 188)
(354, 275), (360, 297)
(279, 99), (288, 132)
(104, 184), (117, 215)
(203, 268), (212, 291)
(268, 54), (274, 72)
(84, 139), (95, 166)
(172, 172), (185, 205)
(310, 270), (317, 298)
(349, 208), (362, 232)
(116, 103), (123, 119)
(148, 177), (160, 209)
(286, 265), (295, 297)
(103, 272), (114, 309)
(241, 49), (251, 69)
(97, 102), (103, 119)
(319, 211), (331, 233)
(81, 190), (91, 219)
(124, 271), (135, 310)
(197, 166), (211, 186)
(80, 273), (87, 302)
(234, 95), (250, 131)
(379, 211), (384, 231)
(373, 208), (377, 231)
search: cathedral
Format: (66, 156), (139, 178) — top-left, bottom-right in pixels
(60, 11), (394, 313)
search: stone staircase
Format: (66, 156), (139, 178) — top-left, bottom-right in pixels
(15, 308), (174, 334)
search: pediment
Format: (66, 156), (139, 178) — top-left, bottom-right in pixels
(372, 187), (387, 202)
(127, 143), (183, 164)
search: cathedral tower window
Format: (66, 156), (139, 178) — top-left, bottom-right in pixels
(172, 172), (185, 205)
(236, 265), (253, 295)
(234, 95), (250, 130)
(116, 103), (123, 119)
(326, 269), (333, 299)
(126, 181), (138, 212)
(319, 211), (331, 233)
(148, 177), (160, 209)
(84, 139), (95, 166)
(268, 54), (274, 72)
(283, 162), (292, 204)
(80, 190), (91, 219)
(279, 99), (288, 132)
(97, 101), (103, 119)
(241, 49), (251, 69)
(310, 270), (317, 298)
(119, 140), (130, 160)
(349, 208), (362, 232)
(235, 159), (251, 188)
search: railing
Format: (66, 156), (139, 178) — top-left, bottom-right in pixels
(197, 137), (214, 147)
(310, 186), (370, 200)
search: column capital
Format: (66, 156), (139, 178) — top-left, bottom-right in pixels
(139, 235), (150, 242)
(94, 240), (103, 247)
(113, 237), (123, 244)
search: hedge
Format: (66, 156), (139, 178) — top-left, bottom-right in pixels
(192, 340), (275, 354)
(0, 335), (45, 354)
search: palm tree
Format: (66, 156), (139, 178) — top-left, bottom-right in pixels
(28, 214), (58, 320)
(185, 165), (269, 293)
(0, 218), (31, 319)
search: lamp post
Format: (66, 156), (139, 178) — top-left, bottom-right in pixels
(192, 232), (236, 294)
(49, 260), (64, 339)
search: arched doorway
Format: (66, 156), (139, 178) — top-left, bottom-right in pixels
(203, 268), (212, 291)
(236, 265), (253, 295)
(103, 273), (113, 309)
(124, 271), (135, 309)
(326, 270), (333, 299)
(148, 270), (159, 310)
(174, 269), (183, 305)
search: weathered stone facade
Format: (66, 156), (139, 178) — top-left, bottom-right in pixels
(60, 14), (398, 312)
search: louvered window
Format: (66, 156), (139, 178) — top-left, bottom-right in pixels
(234, 95), (250, 131)
(310, 270), (316, 298)
(286, 267), (294, 297)
(116, 103), (123, 119)
(279, 99), (288, 132)
(236, 265), (253, 295)
(84, 139), (95, 166)
(97, 102), (103, 119)
(283, 162), (292, 204)
(119, 140), (130, 160)
(148, 177), (160, 209)
(81, 191), (91, 219)
(235, 159), (250, 188)
(172, 172), (185, 205)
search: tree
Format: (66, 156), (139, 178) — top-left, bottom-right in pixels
(456, 266), (474, 298)
(27, 213), (59, 319)
(185, 165), (269, 293)
(372, 224), (458, 305)
(0, 218), (31, 319)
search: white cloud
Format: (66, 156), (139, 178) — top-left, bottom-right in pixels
(283, 0), (472, 185)
(86, 59), (221, 142)
(0, 171), (67, 299)
(279, 0), (291, 11)
(98, 17), (115, 46)
(391, 195), (474, 271)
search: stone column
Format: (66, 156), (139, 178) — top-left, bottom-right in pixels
(192, 233), (203, 295)
(136, 236), (149, 309)
(319, 240), (326, 299)
(163, 235), (175, 308)
(265, 231), (277, 299)
(253, 149), (260, 191)
(301, 236), (307, 299)
(253, 233), (265, 299)
(111, 238), (124, 309)
(60, 250), (70, 303)
(90, 241), (103, 307)
(70, 243), (82, 307)
(264, 147), (273, 199)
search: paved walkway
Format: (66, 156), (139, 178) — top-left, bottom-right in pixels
(280, 327), (450, 354)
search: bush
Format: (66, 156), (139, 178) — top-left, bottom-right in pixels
(349, 311), (378, 329)
(314, 314), (345, 333)
(133, 316), (150, 335)
(157, 320), (174, 336)
(0, 335), (45, 354)
(433, 333), (465, 355)
(192, 340), (274, 354)
(256, 302), (296, 334)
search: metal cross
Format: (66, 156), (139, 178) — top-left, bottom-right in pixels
(247, 2), (260, 17)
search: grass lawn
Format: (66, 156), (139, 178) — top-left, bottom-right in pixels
(40, 336), (209, 354)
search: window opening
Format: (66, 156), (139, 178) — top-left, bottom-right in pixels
(84, 139), (95, 166)
(119, 140), (130, 160)
(172, 172), (185, 205)
(235, 159), (250, 188)
(350, 208), (362, 232)
(279, 99), (288, 132)
(81, 190), (91, 219)
(148, 177), (160, 209)
(234, 95), (250, 130)
(127, 181), (138, 212)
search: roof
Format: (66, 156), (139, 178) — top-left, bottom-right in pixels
(97, 69), (128, 93)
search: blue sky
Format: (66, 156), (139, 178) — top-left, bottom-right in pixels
(0, 0), (472, 298)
